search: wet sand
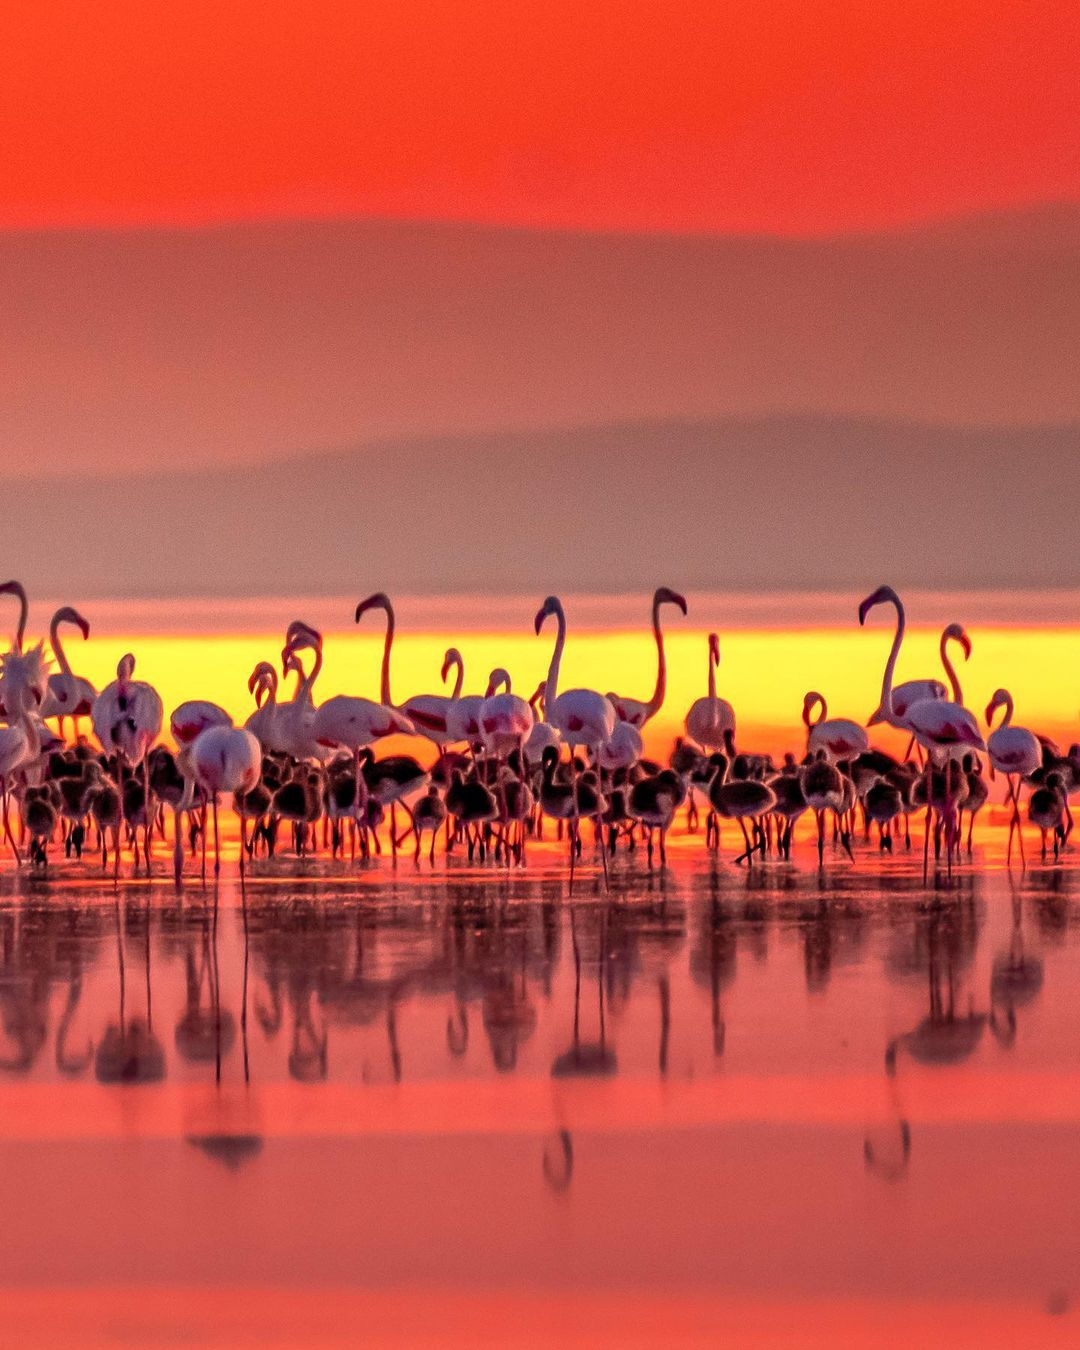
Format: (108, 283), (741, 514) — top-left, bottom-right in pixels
(0, 819), (1078, 1346)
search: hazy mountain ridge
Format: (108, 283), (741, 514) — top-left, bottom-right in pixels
(5, 416), (1079, 597)
(2, 206), (1078, 478)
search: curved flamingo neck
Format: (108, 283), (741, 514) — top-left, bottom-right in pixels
(992, 691), (1014, 728)
(529, 682), (546, 715)
(939, 628), (964, 704)
(486, 669), (511, 697)
(50, 614), (73, 676)
(379, 604), (395, 706)
(543, 604), (566, 713)
(644, 595), (668, 720)
(1, 582), (28, 653)
(443, 649), (464, 699)
(877, 595), (906, 719)
(803, 692), (827, 729)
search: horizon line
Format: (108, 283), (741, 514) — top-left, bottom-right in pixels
(1, 198), (1077, 246)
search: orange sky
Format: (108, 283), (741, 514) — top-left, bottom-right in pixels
(3, 1), (1078, 234)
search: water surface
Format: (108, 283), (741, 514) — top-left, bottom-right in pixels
(1, 824), (1079, 1346)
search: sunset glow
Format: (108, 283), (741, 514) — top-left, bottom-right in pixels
(3, 1), (1078, 234)
(60, 621), (1080, 762)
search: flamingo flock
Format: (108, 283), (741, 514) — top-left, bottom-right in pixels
(0, 578), (1073, 885)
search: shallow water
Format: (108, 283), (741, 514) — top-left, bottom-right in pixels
(1, 821), (1079, 1347)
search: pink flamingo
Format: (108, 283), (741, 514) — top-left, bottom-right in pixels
(40, 607), (97, 740)
(607, 587), (687, 727)
(985, 688), (1041, 866)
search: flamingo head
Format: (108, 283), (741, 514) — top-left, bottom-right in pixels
(708, 632), (720, 666)
(354, 592), (392, 624)
(534, 595), (561, 635)
(985, 687), (1010, 728)
(248, 660), (277, 697)
(116, 652), (136, 685)
(858, 585), (900, 626)
(281, 625), (322, 671)
(655, 587), (688, 616)
(943, 622), (972, 661)
(440, 647), (462, 684)
(485, 667), (511, 697)
(53, 606), (91, 640)
(802, 690), (826, 729)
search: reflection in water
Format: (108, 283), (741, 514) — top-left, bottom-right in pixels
(0, 849), (1074, 1091)
(2, 842), (1080, 1334)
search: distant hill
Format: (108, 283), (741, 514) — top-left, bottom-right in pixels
(5, 416), (1079, 597)
(1, 207), (1078, 478)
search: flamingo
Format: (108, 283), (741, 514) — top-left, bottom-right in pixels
(0, 684), (41, 863)
(92, 654), (163, 766)
(709, 776), (777, 866)
(0, 580), (50, 718)
(170, 699), (232, 746)
(607, 587), (687, 727)
(859, 586), (985, 871)
(0, 579), (29, 655)
(985, 687), (1041, 866)
(275, 631), (332, 763)
(40, 608), (96, 739)
(400, 647), (465, 753)
(243, 662), (281, 749)
(802, 691), (869, 763)
(627, 768), (685, 867)
(684, 633), (735, 754)
(881, 623), (972, 745)
(534, 596), (616, 759)
(479, 668), (534, 759)
(189, 725), (262, 878)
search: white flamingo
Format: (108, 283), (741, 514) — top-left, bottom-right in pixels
(479, 668), (534, 759)
(684, 633), (735, 753)
(190, 725), (262, 878)
(0, 684), (41, 863)
(0, 580), (50, 718)
(91, 654), (164, 767)
(859, 586), (984, 869)
(243, 662), (280, 749)
(40, 607), (97, 739)
(534, 596), (616, 759)
(275, 630), (332, 763)
(170, 699), (232, 745)
(985, 688), (1041, 866)
(400, 647), (465, 752)
(91, 654), (164, 871)
(802, 691), (869, 763)
(607, 587), (687, 727)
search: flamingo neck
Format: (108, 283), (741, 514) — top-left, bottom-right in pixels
(50, 615), (72, 676)
(16, 691), (39, 759)
(877, 596), (905, 719)
(12, 587), (27, 653)
(940, 630), (964, 704)
(543, 606), (566, 713)
(707, 645), (717, 702)
(998, 691), (1014, 727)
(444, 650), (464, 700)
(380, 605), (395, 706)
(644, 596), (667, 721)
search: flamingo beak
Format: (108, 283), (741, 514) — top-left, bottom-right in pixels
(959, 632), (973, 661)
(533, 608), (547, 635)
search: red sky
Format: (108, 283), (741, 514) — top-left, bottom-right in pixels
(3, 0), (1078, 235)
